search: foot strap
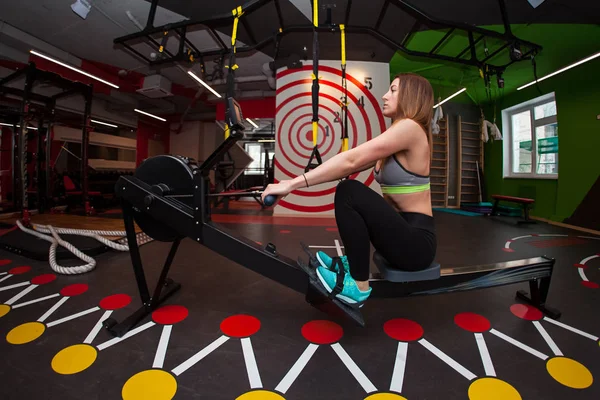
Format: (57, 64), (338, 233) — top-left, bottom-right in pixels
(329, 257), (345, 299)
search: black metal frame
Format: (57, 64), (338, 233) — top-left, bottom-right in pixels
(0, 63), (94, 217)
(113, 0), (541, 77)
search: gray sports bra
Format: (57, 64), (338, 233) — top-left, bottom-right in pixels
(374, 155), (430, 194)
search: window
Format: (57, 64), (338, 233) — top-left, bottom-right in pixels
(243, 143), (275, 175)
(502, 93), (558, 179)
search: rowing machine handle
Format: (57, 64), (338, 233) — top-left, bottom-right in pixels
(264, 195), (277, 207)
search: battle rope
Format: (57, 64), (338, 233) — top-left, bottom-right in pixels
(16, 220), (128, 275)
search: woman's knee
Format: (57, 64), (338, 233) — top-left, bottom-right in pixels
(335, 179), (364, 196)
(334, 179), (363, 204)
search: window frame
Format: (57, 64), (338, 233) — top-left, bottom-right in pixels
(502, 92), (558, 180)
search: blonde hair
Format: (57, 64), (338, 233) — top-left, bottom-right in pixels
(380, 73), (434, 167)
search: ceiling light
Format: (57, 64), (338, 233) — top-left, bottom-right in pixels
(246, 118), (259, 129)
(517, 51), (600, 91)
(91, 119), (118, 128)
(0, 123), (37, 130)
(30, 50), (120, 89)
(187, 71), (222, 98)
(433, 88), (467, 108)
(134, 109), (166, 122)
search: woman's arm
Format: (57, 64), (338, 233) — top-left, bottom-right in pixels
(288, 118), (422, 190)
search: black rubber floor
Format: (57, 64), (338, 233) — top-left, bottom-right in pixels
(0, 227), (110, 261)
(0, 212), (598, 399)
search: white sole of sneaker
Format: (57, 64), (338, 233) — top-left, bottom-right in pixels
(316, 252), (329, 269)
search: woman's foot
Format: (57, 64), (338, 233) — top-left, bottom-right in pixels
(315, 266), (372, 306)
(316, 251), (349, 273)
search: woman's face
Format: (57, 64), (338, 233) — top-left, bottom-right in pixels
(382, 78), (399, 119)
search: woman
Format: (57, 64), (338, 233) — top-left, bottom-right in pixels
(261, 73), (437, 307)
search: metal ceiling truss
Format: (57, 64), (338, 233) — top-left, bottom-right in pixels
(114, 0), (542, 78)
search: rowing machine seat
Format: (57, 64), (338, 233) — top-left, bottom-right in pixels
(373, 252), (441, 282)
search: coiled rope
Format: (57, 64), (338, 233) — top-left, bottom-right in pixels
(16, 220), (129, 275)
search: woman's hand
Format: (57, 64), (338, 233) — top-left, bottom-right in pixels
(261, 180), (295, 206)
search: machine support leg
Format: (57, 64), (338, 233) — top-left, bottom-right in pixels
(104, 200), (182, 337)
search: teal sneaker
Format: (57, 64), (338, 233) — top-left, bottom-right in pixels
(315, 266), (371, 306)
(316, 251), (349, 273)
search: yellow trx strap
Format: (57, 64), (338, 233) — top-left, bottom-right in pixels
(340, 24), (346, 66)
(342, 138), (348, 152)
(224, 123), (230, 140)
(231, 6), (244, 52)
(313, 0), (319, 27)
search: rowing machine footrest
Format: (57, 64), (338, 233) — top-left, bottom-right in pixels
(373, 252), (441, 282)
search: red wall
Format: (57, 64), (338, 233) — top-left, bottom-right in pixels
(215, 98), (276, 120)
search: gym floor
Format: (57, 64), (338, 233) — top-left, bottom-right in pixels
(0, 207), (598, 400)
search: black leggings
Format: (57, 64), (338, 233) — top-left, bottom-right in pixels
(334, 179), (437, 281)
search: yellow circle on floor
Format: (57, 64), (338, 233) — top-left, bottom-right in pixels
(547, 356), (593, 389)
(6, 321), (46, 345)
(468, 377), (521, 400)
(0, 304), (11, 318)
(365, 393), (408, 400)
(52, 344), (98, 375)
(236, 390), (286, 400)
(122, 369), (177, 400)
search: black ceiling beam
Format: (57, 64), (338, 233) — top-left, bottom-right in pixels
(209, 28), (228, 50)
(115, 0), (542, 72)
(389, 0), (541, 51)
(241, 18), (258, 45)
(429, 28), (455, 55)
(375, 0), (390, 31)
(456, 34), (484, 59)
(0, 86), (51, 104)
(401, 19), (421, 47)
(482, 42), (510, 64)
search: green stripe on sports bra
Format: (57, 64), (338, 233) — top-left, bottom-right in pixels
(381, 182), (431, 194)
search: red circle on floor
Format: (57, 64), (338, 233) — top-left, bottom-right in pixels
(510, 304), (543, 321)
(220, 315), (261, 337)
(454, 312), (491, 332)
(301, 320), (343, 344)
(325, 227), (338, 232)
(60, 283), (89, 297)
(502, 248), (515, 253)
(581, 281), (599, 289)
(9, 266), (31, 275)
(280, 230), (291, 234)
(0, 259), (12, 266)
(574, 264), (586, 269)
(383, 318), (424, 342)
(31, 274), (56, 285)
(152, 305), (189, 325)
(99, 294), (132, 310)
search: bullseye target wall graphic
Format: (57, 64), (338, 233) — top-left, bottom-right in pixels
(274, 61), (390, 215)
